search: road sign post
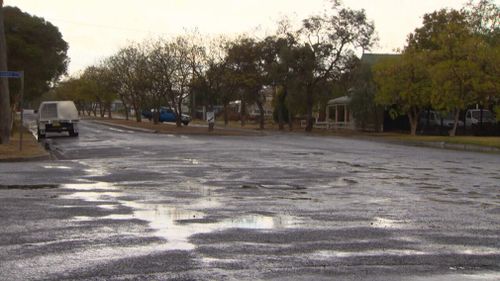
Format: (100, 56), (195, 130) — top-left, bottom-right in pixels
(207, 111), (215, 132)
(0, 71), (24, 151)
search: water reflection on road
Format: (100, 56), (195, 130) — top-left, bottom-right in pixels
(62, 182), (301, 251)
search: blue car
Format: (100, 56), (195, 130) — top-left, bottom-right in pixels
(142, 107), (191, 125)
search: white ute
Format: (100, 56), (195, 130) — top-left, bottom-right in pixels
(37, 101), (80, 138)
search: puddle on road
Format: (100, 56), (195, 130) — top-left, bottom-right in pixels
(76, 159), (111, 177)
(61, 191), (124, 204)
(61, 182), (301, 251)
(371, 217), (406, 229)
(184, 158), (200, 165)
(110, 200), (300, 250)
(42, 165), (72, 170)
(310, 249), (429, 259)
(64, 182), (118, 191)
(83, 168), (109, 177)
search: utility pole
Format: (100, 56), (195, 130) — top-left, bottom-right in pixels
(0, 0), (11, 144)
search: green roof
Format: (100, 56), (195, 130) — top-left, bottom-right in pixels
(361, 53), (400, 65)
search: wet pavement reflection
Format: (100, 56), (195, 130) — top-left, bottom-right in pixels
(61, 182), (302, 251)
(1, 120), (499, 280)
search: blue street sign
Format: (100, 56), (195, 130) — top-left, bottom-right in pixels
(0, 71), (23, 78)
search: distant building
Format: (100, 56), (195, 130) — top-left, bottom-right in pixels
(318, 53), (400, 131)
(325, 95), (355, 130)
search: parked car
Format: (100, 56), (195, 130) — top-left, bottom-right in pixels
(142, 107), (191, 125)
(37, 101), (79, 138)
(419, 110), (463, 129)
(465, 109), (496, 128)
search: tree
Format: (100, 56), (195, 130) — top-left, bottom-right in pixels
(4, 6), (68, 105)
(0, 0), (10, 144)
(218, 63), (239, 126)
(225, 37), (267, 128)
(52, 78), (86, 115)
(189, 35), (228, 130)
(297, 3), (375, 131)
(463, 0), (500, 125)
(408, 8), (498, 136)
(168, 36), (202, 127)
(108, 45), (149, 122)
(261, 30), (298, 130)
(79, 65), (118, 118)
(463, 0), (499, 45)
(349, 61), (383, 132)
(374, 51), (432, 136)
(146, 39), (175, 124)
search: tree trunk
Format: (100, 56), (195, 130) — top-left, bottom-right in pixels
(191, 92), (196, 119)
(448, 109), (460, 137)
(130, 92), (141, 122)
(208, 104), (214, 132)
(223, 102), (229, 127)
(133, 103), (141, 122)
(288, 109), (293, 131)
(305, 87), (314, 132)
(76, 102), (82, 116)
(123, 104), (129, 120)
(408, 111), (418, 136)
(86, 104), (92, 116)
(99, 102), (105, 118)
(0, 1), (11, 144)
(119, 95), (129, 120)
(278, 87), (286, 131)
(10, 103), (17, 135)
(256, 101), (264, 130)
(153, 107), (160, 124)
(278, 105), (284, 130)
(240, 101), (246, 127)
(107, 103), (112, 119)
(176, 101), (182, 127)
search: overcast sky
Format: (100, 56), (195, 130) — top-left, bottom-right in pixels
(5, 0), (478, 75)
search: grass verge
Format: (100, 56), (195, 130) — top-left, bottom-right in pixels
(379, 134), (500, 149)
(0, 130), (47, 161)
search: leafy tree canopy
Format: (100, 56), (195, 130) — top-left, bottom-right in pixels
(4, 6), (69, 103)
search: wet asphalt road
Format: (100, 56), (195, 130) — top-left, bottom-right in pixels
(0, 119), (499, 281)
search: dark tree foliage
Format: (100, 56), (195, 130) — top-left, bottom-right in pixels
(350, 61), (383, 132)
(225, 37), (266, 128)
(4, 6), (68, 104)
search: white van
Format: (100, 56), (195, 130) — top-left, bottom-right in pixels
(37, 101), (79, 138)
(465, 109), (496, 128)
